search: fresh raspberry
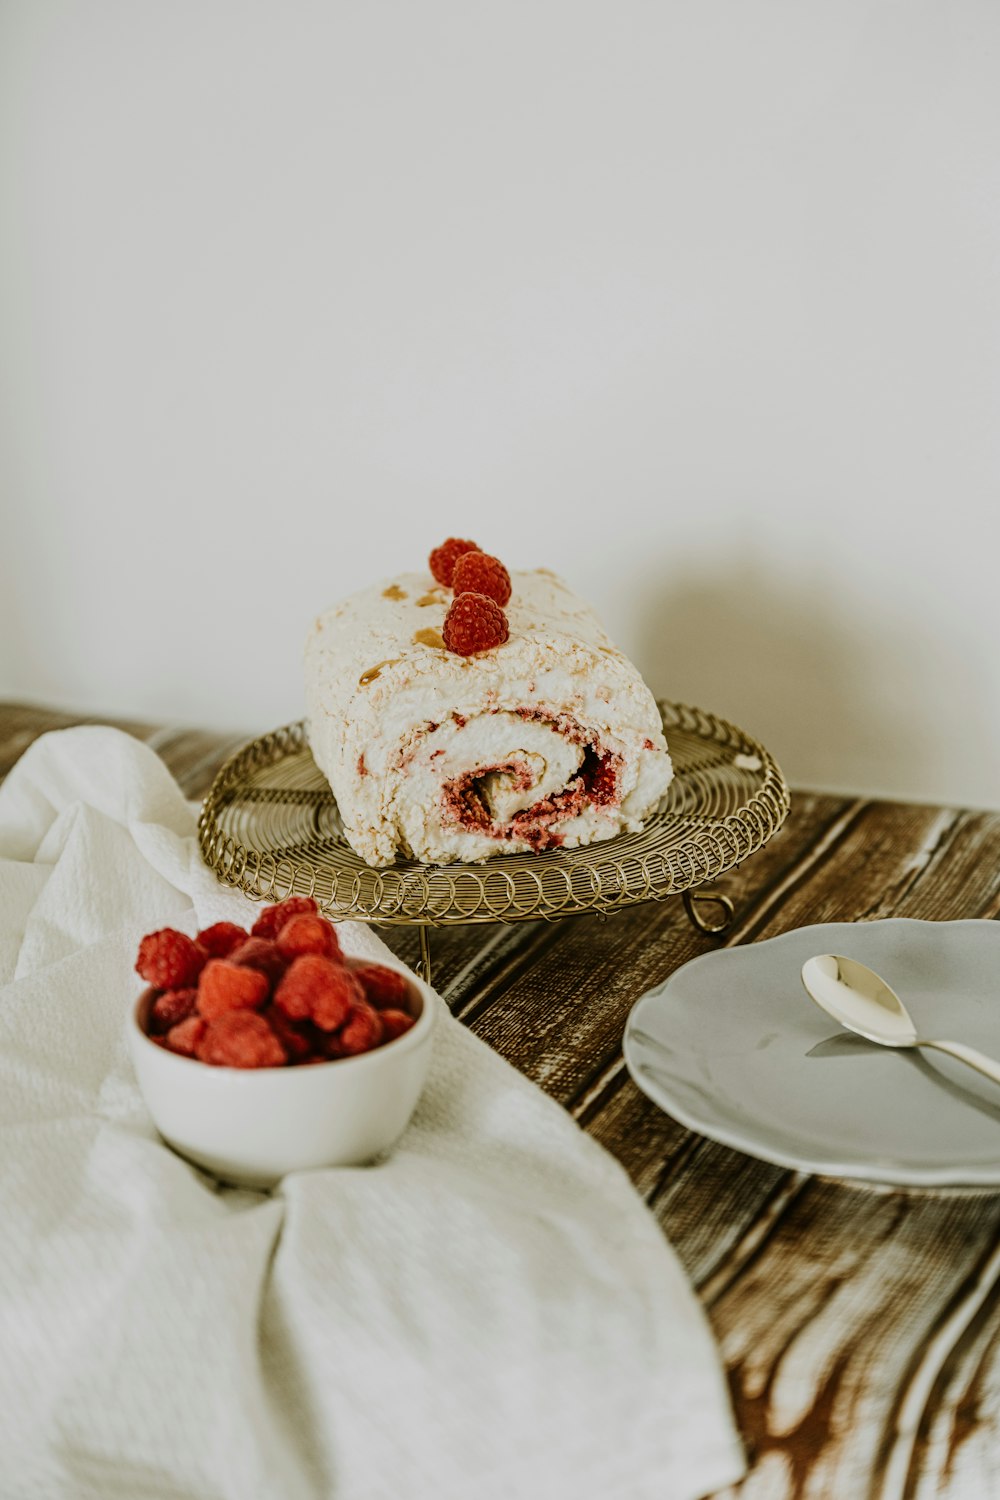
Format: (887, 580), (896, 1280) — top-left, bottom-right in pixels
(274, 954), (363, 1032)
(442, 592), (509, 656)
(149, 987), (199, 1035)
(197, 959), (270, 1020)
(250, 896), (319, 939)
(451, 551), (512, 607)
(229, 937), (287, 987)
(162, 1015), (208, 1057)
(135, 929), (207, 990)
(338, 1001), (384, 1056)
(276, 913), (342, 963)
(197, 1011), (287, 1069)
(429, 537), (480, 587)
(351, 962), (410, 1011)
(196, 921), (248, 958)
(379, 1008), (417, 1043)
(262, 1005), (317, 1063)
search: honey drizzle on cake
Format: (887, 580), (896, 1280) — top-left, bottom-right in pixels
(412, 628), (446, 650)
(358, 659), (402, 686)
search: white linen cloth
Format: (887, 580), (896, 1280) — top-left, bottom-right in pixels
(0, 727), (745, 1500)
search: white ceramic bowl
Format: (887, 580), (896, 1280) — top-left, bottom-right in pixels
(128, 955), (436, 1189)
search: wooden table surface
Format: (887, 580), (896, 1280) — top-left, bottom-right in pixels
(4, 701), (1000, 1500)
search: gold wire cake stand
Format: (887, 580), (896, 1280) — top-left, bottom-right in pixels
(198, 701), (789, 986)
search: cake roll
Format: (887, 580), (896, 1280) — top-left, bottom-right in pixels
(305, 569), (673, 867)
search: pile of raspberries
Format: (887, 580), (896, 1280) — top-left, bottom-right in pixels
(429, 538), (512, 656)
(135, 898), (415, 1068)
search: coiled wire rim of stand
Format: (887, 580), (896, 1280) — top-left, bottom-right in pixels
(198, 701), (790, 983)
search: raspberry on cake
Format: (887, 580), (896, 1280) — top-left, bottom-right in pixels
(428, 537), (480, 587)
(451, 551), (512, 607)
(442, 592), (509, 655)
(304, 562), (673, 867)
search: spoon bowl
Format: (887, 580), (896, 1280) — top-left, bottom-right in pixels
(800, 955), (919, 1046)
(801, 954), (1000, 1087)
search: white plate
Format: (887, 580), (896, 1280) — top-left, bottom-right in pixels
(623, 919), (1000, 1187)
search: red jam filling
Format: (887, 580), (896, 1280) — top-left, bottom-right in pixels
(440, 718), (623, 851)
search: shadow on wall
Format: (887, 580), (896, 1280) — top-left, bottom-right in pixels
(630, 557), (985, 804)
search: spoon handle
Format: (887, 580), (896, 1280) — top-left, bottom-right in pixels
(922, 1038), (1000, 1087)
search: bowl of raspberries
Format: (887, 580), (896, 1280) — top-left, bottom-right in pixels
(128, 897), (436, 1187)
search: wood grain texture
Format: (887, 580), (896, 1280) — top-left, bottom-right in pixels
(2, 703), (999, 1500)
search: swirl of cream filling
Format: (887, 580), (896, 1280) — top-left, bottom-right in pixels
(390, 709), (630, 860)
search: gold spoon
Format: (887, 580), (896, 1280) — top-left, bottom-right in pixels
(801, 954), (1000, 1086)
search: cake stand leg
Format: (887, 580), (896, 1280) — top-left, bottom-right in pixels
(682, 888), (735, 935)
(416, 925), (434, 989)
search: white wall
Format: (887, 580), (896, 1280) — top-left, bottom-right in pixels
(2, 2), (998, 809)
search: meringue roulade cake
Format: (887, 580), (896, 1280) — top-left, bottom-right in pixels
(305, 562), (672, 868)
